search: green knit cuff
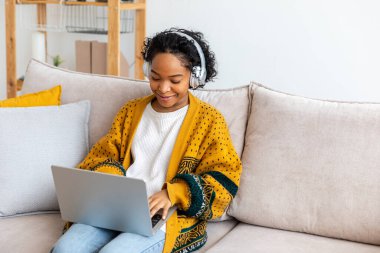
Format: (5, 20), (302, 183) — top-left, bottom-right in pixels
(173, 174), (208, 218)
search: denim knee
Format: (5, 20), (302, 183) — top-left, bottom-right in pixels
(98, 231), (165, 253)
(52, 223), (118, 253)
(51, 241), (81, 253)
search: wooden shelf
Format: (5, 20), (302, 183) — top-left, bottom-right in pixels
(66, 1), (145, 10)
(17, 0), (60, 4)
(17, 0), (145, 10)
(120, 2), (145, 10)
(5, 0), (146, 98)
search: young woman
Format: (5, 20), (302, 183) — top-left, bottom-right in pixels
(52, 28), (242, 253)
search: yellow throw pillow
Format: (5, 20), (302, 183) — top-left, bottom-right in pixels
(0, 85), (62, 107)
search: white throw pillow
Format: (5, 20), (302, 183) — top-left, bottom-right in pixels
(0, 101), (90, 217)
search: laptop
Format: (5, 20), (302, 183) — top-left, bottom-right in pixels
(51, 165), (176, 237)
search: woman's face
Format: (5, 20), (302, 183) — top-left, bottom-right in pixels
(149, 53), (191, 112)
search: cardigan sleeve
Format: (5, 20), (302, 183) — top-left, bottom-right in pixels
(166, 113), (242, 221)
(76, 104), (129, 176)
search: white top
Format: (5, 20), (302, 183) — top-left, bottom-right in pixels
(126, 103), (189, 195)
(126, 102), (188, 231)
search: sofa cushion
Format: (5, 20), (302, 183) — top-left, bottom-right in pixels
(0, 214), (65, 253)
(0, 101), (90, 217)
(207, 224), (380, 253)
(228, 83), (380, 245)
(0, 85), (61, 107)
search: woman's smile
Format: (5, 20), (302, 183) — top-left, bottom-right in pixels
(156, 93), (176, 99)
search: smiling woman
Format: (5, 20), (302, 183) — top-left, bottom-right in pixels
(51, 28), (241, 253)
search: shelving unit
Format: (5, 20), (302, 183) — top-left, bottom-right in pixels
(5, 0), (146, 98)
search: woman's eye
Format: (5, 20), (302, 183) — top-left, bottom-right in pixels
(151, 77), (160, 81)
(171, 80), (181, 84)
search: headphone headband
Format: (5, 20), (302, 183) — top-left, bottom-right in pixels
(171, 31), (207, 85)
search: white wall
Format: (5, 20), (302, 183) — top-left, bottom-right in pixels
(147, 0), (380, 101)
(1, 1), (380, 101)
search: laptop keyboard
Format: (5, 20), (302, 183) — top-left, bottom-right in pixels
(151, 213), (162, 227)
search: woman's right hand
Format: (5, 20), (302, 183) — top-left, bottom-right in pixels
(148, 189), (172, 219)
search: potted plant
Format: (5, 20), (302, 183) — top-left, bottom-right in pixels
(51, 54), (64, 67)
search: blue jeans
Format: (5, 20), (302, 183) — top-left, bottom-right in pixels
(52, 224), (165, 253)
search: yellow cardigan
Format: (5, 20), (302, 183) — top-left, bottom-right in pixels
(75, 93), (242, 253)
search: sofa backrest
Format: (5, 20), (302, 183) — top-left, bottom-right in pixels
(22, 60), (380, 245)
(22, 59), (250, 157)
(22, 60), (152, 147)
(229, 83), (380, 245)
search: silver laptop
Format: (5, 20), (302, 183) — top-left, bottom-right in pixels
(51, 165), (176, 237)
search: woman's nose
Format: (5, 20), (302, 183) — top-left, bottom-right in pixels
(158, 81), (171, 93)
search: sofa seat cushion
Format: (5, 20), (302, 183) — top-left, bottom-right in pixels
(207, 224), (380, 253)
(0, 213), (65, 253)
(0, 214), (237, 253)
(198, 219), (239, 252)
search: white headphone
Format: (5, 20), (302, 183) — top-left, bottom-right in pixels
(143, 31), (207, 89)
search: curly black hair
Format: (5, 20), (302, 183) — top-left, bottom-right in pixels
(141, 28), (217, 87)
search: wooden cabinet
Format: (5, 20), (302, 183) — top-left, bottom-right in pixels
(5, 0), (146, 98)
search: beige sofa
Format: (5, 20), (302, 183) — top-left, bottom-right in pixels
(0, 59), (379, 253)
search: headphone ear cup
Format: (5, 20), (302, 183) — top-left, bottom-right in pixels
(190, 74), (200, 89)
(143, 61), (151, 78)
(190, 66), (202, 89)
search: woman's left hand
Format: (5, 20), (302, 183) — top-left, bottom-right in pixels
(148, 189), (172, 219)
